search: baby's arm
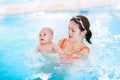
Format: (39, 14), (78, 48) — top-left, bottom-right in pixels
(35, 44), (40, 53)
(52, 43), (64, 54)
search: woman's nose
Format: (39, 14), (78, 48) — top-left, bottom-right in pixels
(68, 30), (72, 35)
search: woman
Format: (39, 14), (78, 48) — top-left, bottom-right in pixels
(58, 15), (92, 64)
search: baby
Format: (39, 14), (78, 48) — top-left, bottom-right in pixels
(36, 27), (62, 53)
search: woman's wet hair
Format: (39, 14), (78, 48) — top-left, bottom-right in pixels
(70, 15), (92, 44)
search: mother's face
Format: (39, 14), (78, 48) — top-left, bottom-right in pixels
(68, 21), (81, 41)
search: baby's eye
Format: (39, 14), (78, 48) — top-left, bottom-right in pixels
(72, 29), (75, 32)
(43, 34), (46, 36)
(39, 34), (41, 36)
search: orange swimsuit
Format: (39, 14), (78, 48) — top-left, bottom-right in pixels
(59, 38), (90, 59)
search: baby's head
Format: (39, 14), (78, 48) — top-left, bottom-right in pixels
(39, 27), (53, 44)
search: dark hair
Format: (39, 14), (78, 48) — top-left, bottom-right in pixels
(70, 15), (92, 44)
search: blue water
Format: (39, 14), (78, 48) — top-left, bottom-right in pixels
(0, 5), (120, 80)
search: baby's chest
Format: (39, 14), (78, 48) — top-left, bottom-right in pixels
(39, 46), (53, 52)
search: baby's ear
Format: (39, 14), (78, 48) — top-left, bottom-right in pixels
(81, 30), (87, 36)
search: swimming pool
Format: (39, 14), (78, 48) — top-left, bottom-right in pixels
(0, 5), (120, 80)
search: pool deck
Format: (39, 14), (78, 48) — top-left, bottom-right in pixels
(0, 0), (119, 15)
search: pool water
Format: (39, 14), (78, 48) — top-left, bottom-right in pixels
(0, 5), (120, 80)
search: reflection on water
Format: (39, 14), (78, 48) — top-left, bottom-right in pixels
(0, 5), (120, 80)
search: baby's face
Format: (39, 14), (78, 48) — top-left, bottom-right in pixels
(39, 28), (53, 44)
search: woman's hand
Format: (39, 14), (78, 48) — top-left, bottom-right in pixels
(59, 53), (75, 65)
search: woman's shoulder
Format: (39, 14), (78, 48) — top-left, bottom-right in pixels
(59, 38), (67, 41)
(81, 44), (90, 53)
(58, 38), (67, 44)
(58, 38), (68, 47)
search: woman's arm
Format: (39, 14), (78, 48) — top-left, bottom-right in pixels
(75, 49), (89, 60)
(67, 48), (89, 60)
